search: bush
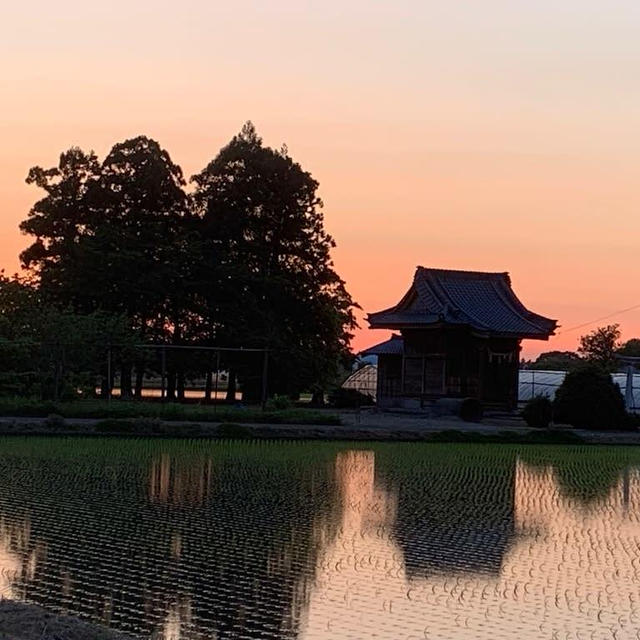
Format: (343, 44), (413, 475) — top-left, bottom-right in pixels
(626, 412), (640, 430)
(265, 394), (291, 411)
(459, 398), (483, 422)
(328, 388), (374, 408)
(522, 395), (553, 429)
(553, 365), (629, 430)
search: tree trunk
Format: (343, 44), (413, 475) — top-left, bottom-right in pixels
(241, 375), (262, 405)
(100, 375), (109, 399)
(311, 390), (325, 407)
(134, 366), (144, 399)
(225, 368), (237, 402)
(120, 362), (133, 399)
(169, 320), (182, 403)
(177, 370), (185, 402)
(166, 371), (176, 401)
(204, 371), (212, 402)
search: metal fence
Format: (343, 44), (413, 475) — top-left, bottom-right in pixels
(0, 340), (270, 406)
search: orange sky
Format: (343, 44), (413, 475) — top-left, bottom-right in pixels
(3, 1), (640, 359)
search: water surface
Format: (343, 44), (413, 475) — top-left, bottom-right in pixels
(0, 438), (639, 639)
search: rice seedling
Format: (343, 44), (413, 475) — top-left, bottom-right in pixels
(0, 437), (638, 638)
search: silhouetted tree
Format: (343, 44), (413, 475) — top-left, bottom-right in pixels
(192, 122), (357, 399)
(89, 137), (191, 397)
(525, 350), (583, 371)
(21, 137), (192, 397)
(578, 324), (621, 372)
(20, 147), (101, 305)
(618, 338), (640, 358)
(0, 274), (132, 399)
(19, 126), (359, 402)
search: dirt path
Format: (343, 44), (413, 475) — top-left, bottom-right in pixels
(0, 412), (639, 444)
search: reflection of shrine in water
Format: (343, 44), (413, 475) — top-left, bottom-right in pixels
(388, 453), (516, 577)
(299, 450), (640, 640)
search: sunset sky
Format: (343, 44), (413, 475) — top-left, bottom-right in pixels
(3, 1), (640, 358)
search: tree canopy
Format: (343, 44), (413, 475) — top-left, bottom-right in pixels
(524, 350), (583, 371)
(191, 122), (357, 398)
(577, 324), (621, 372)
(617, 338), (640, 358)
(17, 123), (358, 401)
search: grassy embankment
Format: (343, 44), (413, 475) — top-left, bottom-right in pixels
(0, 397), (341, 425)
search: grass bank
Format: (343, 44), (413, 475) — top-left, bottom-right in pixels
(422, 428), (586, 445)
(0, 397), (341, 425)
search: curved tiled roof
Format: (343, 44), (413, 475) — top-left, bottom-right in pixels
(367, 267), (556, 339)
(361, 334), (404, 356)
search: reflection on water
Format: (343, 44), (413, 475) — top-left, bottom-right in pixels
(0, 517), (43, 600)
(302, 451), (640, 639)
(1, 440), (640, 638)
(148, 454), (213, 506)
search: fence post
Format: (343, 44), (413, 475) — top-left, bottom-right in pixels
(160, 346), (166, 402)
(531, 369), (535, 400)
(106, 346), (112, 402)
(625, 364), (635, 412)
(213, 349), (220, 416)
(261, 350), (269, 411)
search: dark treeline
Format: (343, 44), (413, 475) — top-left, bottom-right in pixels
(522, 324), (640, 372)
(1, 122), (357, 402)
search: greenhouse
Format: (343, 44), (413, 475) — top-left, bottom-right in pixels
(342, 366), (640, 412)
(341, 364), (377, 399)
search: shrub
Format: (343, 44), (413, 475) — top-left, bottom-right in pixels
(265, 395), (291, 411)
(459, 398), (483, 422)
(217, 423), (253, 439)
(626, 412), (640, 430)
(522, 395), (553, 429)
(328, 388), (374, 408)
(553, 365), (628, 430)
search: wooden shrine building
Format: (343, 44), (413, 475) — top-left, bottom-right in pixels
(363, 267), (556, 410)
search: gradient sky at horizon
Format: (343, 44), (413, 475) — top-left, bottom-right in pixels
(3, 0), (640, 358)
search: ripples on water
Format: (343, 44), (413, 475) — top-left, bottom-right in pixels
(0, 438), (639, 639)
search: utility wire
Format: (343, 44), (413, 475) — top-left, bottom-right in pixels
(556, 303), (640, 335)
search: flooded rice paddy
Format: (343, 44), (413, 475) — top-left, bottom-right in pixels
(1, 439), (640, 638)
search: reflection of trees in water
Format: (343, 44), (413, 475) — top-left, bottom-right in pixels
(0, 516), (44, 600)
(148, 454), (213, 507)
(0, 440), (341, 639)
(518, 447), (632, 507)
